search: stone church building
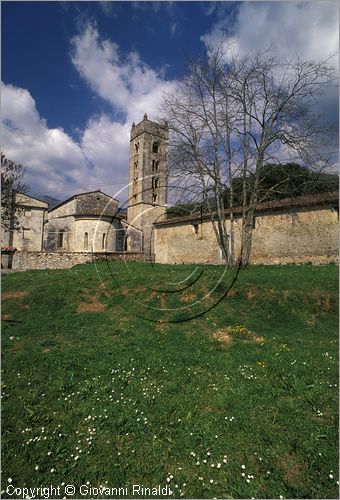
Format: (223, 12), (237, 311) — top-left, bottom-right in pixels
(1, 114), (338, 269)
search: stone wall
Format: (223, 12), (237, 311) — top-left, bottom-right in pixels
(12, 251), (145, 271)
(154, 205), (339, 265)
(1, 193), (48, 252)
(44, 216), (125, 253)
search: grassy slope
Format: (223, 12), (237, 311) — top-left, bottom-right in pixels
(1, 262), (339, 499)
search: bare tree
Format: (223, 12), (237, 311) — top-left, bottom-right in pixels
(227, 50), (337, 263)
(1, 152), (29, 234)
(162, 45), (240, 266)
(161, 43), (337, 266)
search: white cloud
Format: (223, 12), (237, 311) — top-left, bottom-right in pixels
(70, 23), (177, 122)
(1, 83), (87, 195)
(202, 1), (339, 66)
(2, 24), (178, 201)
(1, 83), (129, 200)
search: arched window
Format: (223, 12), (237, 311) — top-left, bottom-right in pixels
(152, 177), (159, 190)
(102, 233), (106, 250)
(58, 230), (64, 249)
(84, 232), (88, 250)
(152, 142), (159, 154)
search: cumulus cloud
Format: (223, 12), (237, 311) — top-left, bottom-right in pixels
(202, 1), (339, 65)
(2, 24), (178, 201)
(71, 23), (177, 122)
(1, 83), (88, 195)
(1, 83), (128, 200)
(202, 1), (339, 135)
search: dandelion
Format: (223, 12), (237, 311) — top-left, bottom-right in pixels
(50, 468), (55, 473)
(329, 474), (334, 479)
(35, 466), (39, 471)
(210, 479), (214, 484)
(241, 464), (246, 469)
(8, 479), (12, 484)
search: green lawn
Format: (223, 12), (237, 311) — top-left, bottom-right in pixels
(1, 262), (339, 499)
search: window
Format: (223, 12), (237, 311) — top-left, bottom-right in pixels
(152, 176), (158, 190)
(134, 160), (138, 171)
(152, 142), (159, 154)
(102, 233), (106, 250)
(58, 231), (64, 249)
(152, 193), (157, 203)
(152, 160), (159, 172)
(23, 228), (30, 240)
(84, 232), (88, 250)
(134, 142), (139, 153)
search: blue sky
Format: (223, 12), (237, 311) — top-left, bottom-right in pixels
(2, 1), (339, 202)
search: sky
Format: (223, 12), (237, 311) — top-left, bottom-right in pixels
(2, 0), (339, 203)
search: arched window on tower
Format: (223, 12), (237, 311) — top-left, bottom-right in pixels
(84, 232), (88, 250)
(152, 142), (159, 154)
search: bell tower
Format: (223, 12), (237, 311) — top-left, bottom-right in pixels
(127, 113), (168, 257)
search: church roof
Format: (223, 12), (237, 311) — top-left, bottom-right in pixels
(48, 190), (119, 214)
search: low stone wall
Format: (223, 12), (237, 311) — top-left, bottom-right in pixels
(12, 251), (145, 271)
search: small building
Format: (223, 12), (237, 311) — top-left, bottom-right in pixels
(1, 192), (48, 249)
(44, 190), (126, 252)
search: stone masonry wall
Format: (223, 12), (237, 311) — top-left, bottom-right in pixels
(154, 206), (339, 265)
(12, 251), (145, 271)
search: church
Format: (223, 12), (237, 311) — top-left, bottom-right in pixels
(42, 112), (168, 258)
(1, 114), (338, 270)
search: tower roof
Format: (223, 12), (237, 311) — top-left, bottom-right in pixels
(130, 114), (169, 141)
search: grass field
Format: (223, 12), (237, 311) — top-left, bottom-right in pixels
(1, 261), (339, 499)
